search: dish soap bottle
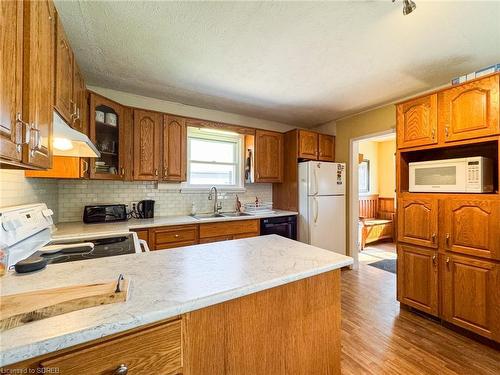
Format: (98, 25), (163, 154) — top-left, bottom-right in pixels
(191, 202), (197, 216)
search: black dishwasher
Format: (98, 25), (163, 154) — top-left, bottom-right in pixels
(260, 215), (297, 240)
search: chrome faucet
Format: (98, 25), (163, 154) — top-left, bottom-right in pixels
(208, 186), (222, 214)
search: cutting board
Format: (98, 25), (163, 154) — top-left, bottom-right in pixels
(0, 278), (130, 332)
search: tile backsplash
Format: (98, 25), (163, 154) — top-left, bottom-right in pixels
(58, 180), (272, 222)
(0, 171), (272, 223)
(0, 170), (60, 222)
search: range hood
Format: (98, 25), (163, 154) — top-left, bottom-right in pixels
(52, 112), (100, 158)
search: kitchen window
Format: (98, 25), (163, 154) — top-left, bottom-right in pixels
(184, 127), (244, 190)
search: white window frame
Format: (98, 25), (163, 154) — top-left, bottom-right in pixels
(181, 127), (246, 192)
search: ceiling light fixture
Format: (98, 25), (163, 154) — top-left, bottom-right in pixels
(393, 0), (416, 15)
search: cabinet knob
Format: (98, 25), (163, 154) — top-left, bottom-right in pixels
(446, 257), (450, 270)
(432, 254), (437, 265)
(431, 233), (436, 243)
(114, 364), (128, 375)
(445, 233), (450, 246)
(164, 167), (168, 177)
(445, 126), (449, 138)
(174, 234), (179, 238)
(155, 169), (158, 176)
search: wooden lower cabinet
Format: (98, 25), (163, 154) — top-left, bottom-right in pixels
(397, 196), (438, 249)
(443, 198), (500, 260)
(148, 224), (198, 250)
(441, 253), (500, 341)
(6, 271), (341, 374)
(40, 319), (182, 375)
(199, 220), (260, 243)
(397, 244), (438, 317)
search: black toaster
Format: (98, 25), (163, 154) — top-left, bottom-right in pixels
(83, 204), (128, 223)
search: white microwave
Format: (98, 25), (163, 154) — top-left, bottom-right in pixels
(409, 157), (494, 193)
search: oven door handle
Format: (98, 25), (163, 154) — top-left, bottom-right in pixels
(139, 239), (150, 252)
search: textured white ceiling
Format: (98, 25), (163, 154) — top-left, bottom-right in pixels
(54, 1), (500, 127)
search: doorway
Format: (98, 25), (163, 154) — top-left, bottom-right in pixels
(349, 130), (396, 272)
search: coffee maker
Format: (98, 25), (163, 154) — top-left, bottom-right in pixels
(136, 200), (155, 219)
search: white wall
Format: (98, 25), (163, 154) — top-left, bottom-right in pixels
(88, 86), (297, 133)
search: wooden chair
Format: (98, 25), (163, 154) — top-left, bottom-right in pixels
(359, 195), (395, 250)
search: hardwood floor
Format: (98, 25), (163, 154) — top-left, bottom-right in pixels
(340, 263), (500, 375)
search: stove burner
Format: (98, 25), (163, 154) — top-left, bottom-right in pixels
(30, 235), (137, 265)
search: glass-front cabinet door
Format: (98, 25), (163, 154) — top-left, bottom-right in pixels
(89, 93), (126, 180)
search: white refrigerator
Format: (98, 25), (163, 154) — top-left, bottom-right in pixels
(298, 161), (346, 255)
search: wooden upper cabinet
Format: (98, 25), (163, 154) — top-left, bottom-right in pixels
(397, 244), (438, 317)
(443, 199), (500, 260)
(133, 110), (161, 181)
(54, 16), (74, 124)
(0, 0), (23, 164)
(72, 63), (86, 134)
(89, 93), (126, 180)
(439, 75), (499, 143)
(298, 130), (318, 159)
(442, 254), (499, 341)
(396, 94), (438, 149)
(22, 0), (55, 169)
(318, 134), (335, 161)
(397, 196), (438, 248)
(163, 115), (187, 182)
(254, 129), (283, 182)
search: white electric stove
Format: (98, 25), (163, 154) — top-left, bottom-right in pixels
(0, 204), (147, 273)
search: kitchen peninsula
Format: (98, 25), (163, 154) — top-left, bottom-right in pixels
(1, 235), (352, 374)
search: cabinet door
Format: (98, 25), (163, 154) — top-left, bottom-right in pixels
(396, 94), (438, 149)
(41, 319), (182, 375)
(162, 115), (186, 182)
(397, 196), (438, 248)
(397, 244), (438, 316)
(298, 130), (318, 159)
(72, 63), (86, 134)
(443, 199), (500, 260)
(0, 0), (23, 163)
(439, 75), (499, 142)
(22, 0), (55, 169)
(254, 130), (283, 182)
(442, 254), (499, 341)
(133, 110), (161, 181)
(318, 134), (335, 161)
(89, 93), (124, 180)
(54, 16), (74, 124)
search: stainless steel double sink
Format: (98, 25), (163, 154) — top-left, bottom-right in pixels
(191, 212), (251, 220)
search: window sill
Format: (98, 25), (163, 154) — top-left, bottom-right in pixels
(180, 185), (247, 193)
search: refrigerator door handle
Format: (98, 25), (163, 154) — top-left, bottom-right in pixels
(313, 196), (319, 224)
(313, 167), (319, 196)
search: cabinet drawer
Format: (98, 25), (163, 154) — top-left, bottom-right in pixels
(199, 220), (260, 238)
(40, 319), (182, 375)
(150, 225), (198, 250)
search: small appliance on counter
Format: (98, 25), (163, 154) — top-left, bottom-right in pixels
(83, 204), (127, 223)
(136, 200), (155, 219)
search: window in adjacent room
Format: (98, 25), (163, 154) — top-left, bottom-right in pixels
(185, 127), (243, 188)
(359, 159), (370, 194)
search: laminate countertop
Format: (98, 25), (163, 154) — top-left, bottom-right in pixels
(52, 210), (298, 239)
(0, 235), (352, 366)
